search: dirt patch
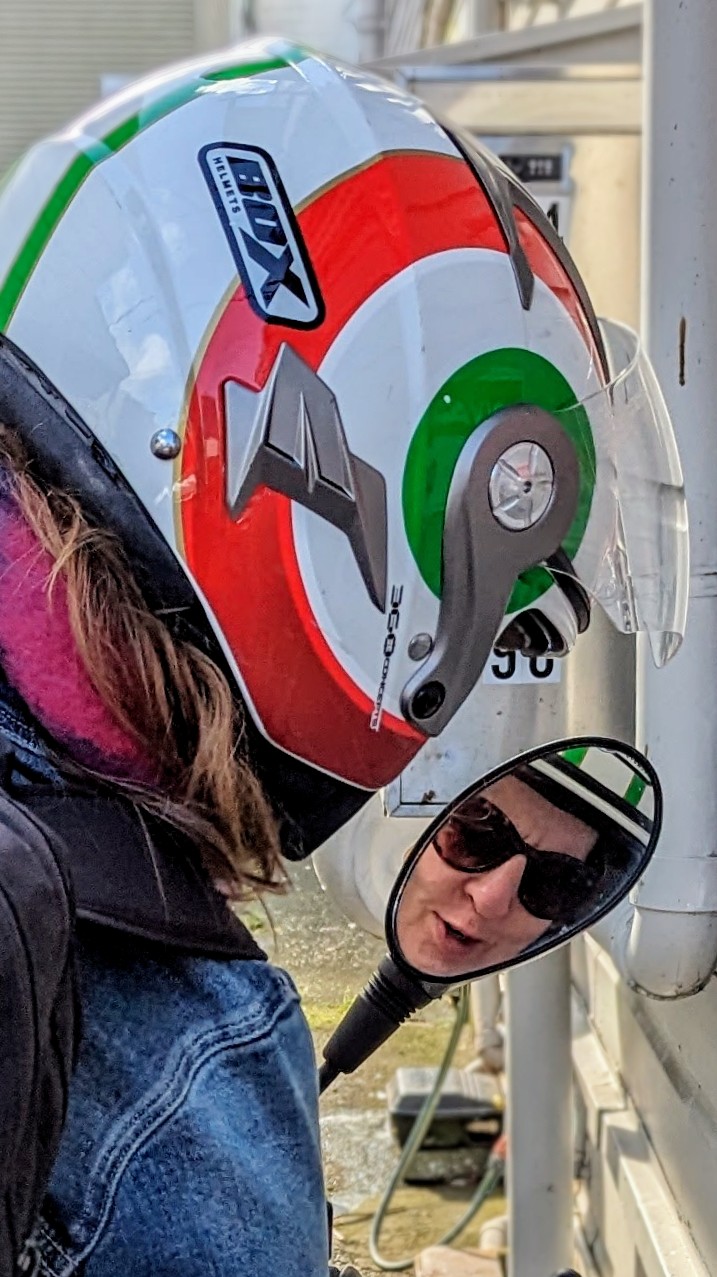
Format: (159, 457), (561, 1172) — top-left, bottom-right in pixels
(330, 1184), (507, 1277)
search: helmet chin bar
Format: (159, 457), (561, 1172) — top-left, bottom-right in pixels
(401, 405), (581, 735)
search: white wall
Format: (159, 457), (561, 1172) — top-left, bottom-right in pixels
(234, 0), (362, 60)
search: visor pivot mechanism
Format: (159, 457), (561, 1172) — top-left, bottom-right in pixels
(401, 405), (580, 736)
(489, 441), (555, 531)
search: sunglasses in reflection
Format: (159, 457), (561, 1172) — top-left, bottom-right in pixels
(433, 797), (606, 925)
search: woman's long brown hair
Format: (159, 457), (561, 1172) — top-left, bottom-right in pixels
(0, 426), (286, 900)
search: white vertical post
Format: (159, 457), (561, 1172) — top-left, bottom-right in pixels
(353, 0), (386, 61)
(639, 2), (717, 984)
(506, 947), (573, 1277)
(469, 974), (504, 1071)
(193, 0), (231, 52)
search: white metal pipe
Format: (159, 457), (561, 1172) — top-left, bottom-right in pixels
(591, 866), (717, 1001)
(599, 0), (717, 999)
(506, 946), (573, 1277)
(469, 974), (504, 1072)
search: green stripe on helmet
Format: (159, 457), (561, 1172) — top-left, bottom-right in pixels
(624, 773), (647, 807)
(0, 46), (306, 329)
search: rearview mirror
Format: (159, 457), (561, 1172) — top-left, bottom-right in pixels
(386, 737), (660, 984)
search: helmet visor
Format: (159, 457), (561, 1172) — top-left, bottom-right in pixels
(555, 319), (689, 666)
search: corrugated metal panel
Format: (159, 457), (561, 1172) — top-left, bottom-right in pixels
(574, 936), (717, 1276)
(384, 0), (639, 47)
(0, 0), (203, 172)
(385, 0), (426, 54)
(507, 0), (637, 27)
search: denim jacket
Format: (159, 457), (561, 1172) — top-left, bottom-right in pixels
(0, 691), (329, 1277)
(34, 942), (329, 1277)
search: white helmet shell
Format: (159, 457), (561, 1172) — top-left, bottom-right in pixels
(0, 39), (688, 798)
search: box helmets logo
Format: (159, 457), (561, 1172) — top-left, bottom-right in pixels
(199, 143), (324, 328)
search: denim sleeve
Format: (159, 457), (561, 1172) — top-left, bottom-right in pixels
(35, 947), (330, 1277)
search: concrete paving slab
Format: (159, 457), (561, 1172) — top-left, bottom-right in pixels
(415, 1244), (502, 1276)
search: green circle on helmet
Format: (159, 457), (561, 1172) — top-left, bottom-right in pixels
(402, 347), (596, 612)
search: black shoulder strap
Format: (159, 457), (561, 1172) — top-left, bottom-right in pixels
(0, 744), (263, 1274)
(0, 791), (79, 1277)
(17, 786), (267, 961)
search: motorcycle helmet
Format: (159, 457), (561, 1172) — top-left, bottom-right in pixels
(0, 39), (688, 851)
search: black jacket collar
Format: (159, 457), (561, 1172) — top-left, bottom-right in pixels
(0, 736), (265, 961)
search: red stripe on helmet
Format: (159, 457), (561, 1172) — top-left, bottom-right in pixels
(181, 151), (542, 786)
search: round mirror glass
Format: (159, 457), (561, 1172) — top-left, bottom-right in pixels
(386, 738), (661, 984)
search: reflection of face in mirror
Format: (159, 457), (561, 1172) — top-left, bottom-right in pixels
(391, 745), (654, 980)
(396, 774), (601, 978)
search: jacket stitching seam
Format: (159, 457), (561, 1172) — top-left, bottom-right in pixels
(70, 990), (298, 1266)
